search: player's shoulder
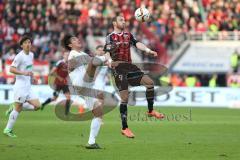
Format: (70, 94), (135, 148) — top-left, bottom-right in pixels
(106, 32), (116, 39)
(29, 51), (34, 58)
(55, 59), (64, 67)
(14, 50), (24, 59)
(68, 50), (79, 60)
(106, 32), (116, 43)
(106, 32), (115, 36)
(16, 50), (24, 55)
(123, 31), (133, 37)
(106, 31), (132, 38)
(68, 50), (87, 60)
(123, 31), (131, 34)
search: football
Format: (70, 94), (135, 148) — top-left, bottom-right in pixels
(134, 7), (150, 22)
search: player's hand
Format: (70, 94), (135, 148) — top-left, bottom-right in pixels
(104, 52), (111, 61)
(105, 60), (112, 68)
(104, 52), (112, 68)
(24, 71), (33, 76)
(111, 61), (121, 69)
(149, 50), (158, 57)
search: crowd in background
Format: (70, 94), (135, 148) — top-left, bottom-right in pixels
(139, 0), (240, 50)
(159, 73), (225, 87)
(0, 0), (240, 85)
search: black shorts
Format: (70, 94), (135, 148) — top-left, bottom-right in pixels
(53, 85), (70, 97)
(112, 63), (144, 91)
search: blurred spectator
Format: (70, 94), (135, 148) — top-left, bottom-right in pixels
(209, 74), (217, 87)
(171, 74), (184, 86)
(227, 74), (240, 87)
(2, 48), (15, 61)
(230, 49), (239, 73)
(185, 75), (201, 87)
(159, 74), (171, 86)
(0, 72), (7, 84)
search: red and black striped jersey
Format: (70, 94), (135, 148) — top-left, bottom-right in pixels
(105, 31), (138, 63)
(54, 59), (68, 85)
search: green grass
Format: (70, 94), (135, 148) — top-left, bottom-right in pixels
(0, 105), (240, 160)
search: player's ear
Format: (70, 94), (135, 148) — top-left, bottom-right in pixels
(68, 43), (72, 49)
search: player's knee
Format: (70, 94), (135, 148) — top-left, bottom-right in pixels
(97, 92), (104, 100)
(146, 79), (154, 88)
(65, 94), (71, 100)
(92, 106), (103, 117)
(53, 96), (57, 101)
(121, 95), (128, 102)
(120, 93), (129, 102)
(34, 104), (41, 110)
(15, 105), (22, 112)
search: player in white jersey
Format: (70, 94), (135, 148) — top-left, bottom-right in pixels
(62, 34), (111, 149)
(3, 36), (41, 138)
(93, 45), (109, 91)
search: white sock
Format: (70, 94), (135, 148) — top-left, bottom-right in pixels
(6, 109), (19, 130)
(88, 117), (102, 145)
(22, 103), (35, 111)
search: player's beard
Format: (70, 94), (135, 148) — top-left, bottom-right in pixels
(117, 23), (125, 31)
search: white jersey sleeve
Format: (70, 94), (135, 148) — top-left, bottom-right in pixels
(68, 50), (83, 60)
(11, 54), (21, 68)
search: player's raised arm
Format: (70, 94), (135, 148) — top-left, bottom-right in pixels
(136, 42), (157, 57)
(130, 33), (157, 57)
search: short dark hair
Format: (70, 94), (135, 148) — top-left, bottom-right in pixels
(112, 17), (117, 24)
(19, 35), (32, 46)
(61, 34), (74, 51)
(96, 45), (104, 50)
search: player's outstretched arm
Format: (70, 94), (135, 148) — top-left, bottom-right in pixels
(136, 42), (158, 57)
(10, 66), (33, 76)
(91, 53), (112, 67)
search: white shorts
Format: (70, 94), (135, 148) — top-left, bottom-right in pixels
(81, 81), (103, 111)
(69, 68), (106, 111)
(14, 88), (38, 103)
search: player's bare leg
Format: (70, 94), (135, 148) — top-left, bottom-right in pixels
(27, 99), (41, 111)
(140, 75), (164, 119)
(119, 90), (135, 138)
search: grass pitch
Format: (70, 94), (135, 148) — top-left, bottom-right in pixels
(0, 105), (239, 160)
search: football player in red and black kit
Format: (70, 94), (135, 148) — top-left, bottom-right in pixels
(105, 16), (164, 138)
(41, 52), (71, 115)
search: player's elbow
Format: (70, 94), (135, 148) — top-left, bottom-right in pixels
(136, 42), (144, 49)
